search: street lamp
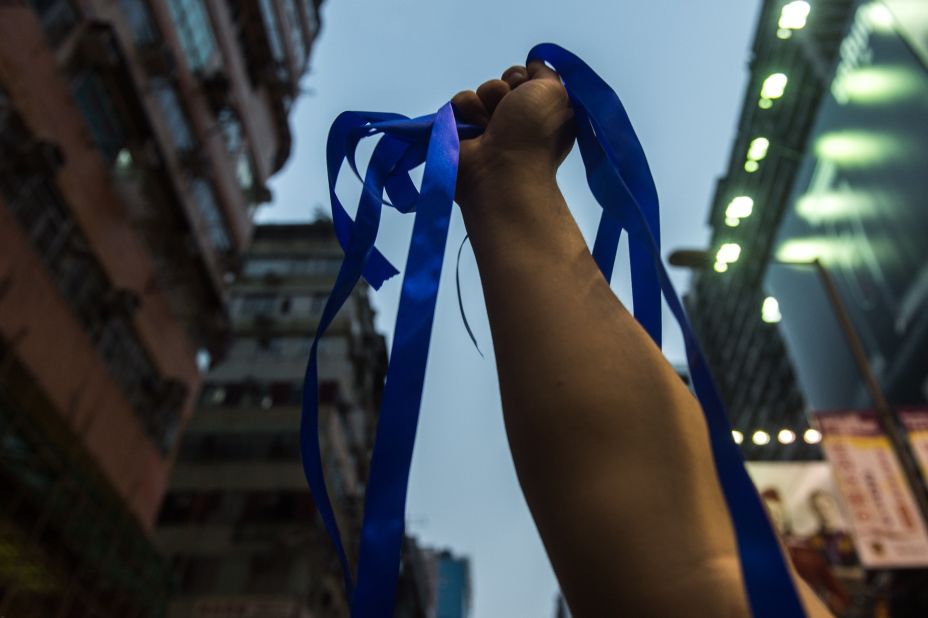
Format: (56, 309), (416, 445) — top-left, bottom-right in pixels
(669, 247), (928, 521)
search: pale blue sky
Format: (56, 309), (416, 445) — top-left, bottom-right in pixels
(261, 1), (761, 614)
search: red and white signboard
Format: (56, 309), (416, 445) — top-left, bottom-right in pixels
(899, 408), (928, 482)
(814, 410), (928, 568)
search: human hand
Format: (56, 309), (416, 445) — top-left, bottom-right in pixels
(452, 61), (575, 206)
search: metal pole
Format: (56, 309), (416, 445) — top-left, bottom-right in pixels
(807, 258), (928, 522)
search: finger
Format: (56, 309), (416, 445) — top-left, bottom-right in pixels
(451, 90), (489, 127)
(475, 79), (510, 116)
(527, 59), (561, 82)
(501, 65), (528, 89)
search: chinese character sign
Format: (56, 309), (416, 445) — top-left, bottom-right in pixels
(814, 410), (928, 567)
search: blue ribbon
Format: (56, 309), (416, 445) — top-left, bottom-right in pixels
(301, 43), (805, 617)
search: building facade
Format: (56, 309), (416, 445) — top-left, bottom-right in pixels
(691, 0), (928, 460)
(0, 1), (321, 615)
(156, 223), (388, 618)
(394, 539), (471, 618)
(684, 0), (860, 461)
(431, 550), (471, 618)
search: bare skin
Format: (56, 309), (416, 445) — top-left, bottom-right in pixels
(451, 62), (833, 617)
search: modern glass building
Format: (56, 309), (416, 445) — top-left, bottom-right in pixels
(433, 551), (471, 618)
(685, 0), (927, 462)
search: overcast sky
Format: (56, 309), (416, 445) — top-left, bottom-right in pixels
(261, 1), (762, 614)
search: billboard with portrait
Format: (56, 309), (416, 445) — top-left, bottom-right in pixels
(747, 461), (857, 615)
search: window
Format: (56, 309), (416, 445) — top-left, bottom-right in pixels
(249, 552), (292, 593)
(166, 0), (216, 71)
(267, 433), (302, 460)
(177, 431), (302, 463)
(118, 0), (159, 45)
(242, 492), (311, 523)
(200, 384), (226, 406)
(308, 293), (327, 315)
(217, 108), (243, 153)
(217, 109), (256, 192)
(251, 336), (312, 358)
(95, 318), (153, 402)
(243, 258), (285, 278)
(317, 335), (346, 359)
(159, 491), (223, 524)
(190, 179), (231, 251)
(269, 381), (294, 406)
(239, 294), (278, 317)
(52, 239), (108, 323)
(258, 0), (285, 62)
(6, 178), (73, 261)
(319, 380), (338, 404)
(242, 256), (342, 278)
(282, 0), (306, 68)
(150, 78), (194, 151)
(179, 557), (222, 593)
(235, 150), (254, 190)
(71, 72), (126, 162)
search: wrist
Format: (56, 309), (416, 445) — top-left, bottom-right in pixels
(458, 151), (558, 214)
(457, 158), (570, 264)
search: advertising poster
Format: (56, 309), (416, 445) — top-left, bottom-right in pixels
(814, 410), (928, 568)
(748, 461), (858, 615)
(899, 408), (928, 481)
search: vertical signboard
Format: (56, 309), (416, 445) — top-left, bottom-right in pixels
(814, 410), (928, 567)
(899, 408), (928, 482)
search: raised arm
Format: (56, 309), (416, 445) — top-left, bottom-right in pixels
(452, 62), (832, 617)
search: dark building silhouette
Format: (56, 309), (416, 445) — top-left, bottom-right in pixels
(684, 0), (928, 460)
(156, 223), (387, 617)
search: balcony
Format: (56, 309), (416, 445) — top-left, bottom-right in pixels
(168, 462), (308, 492)
(157, 522), (321, 556)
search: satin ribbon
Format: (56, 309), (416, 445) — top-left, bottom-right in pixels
(301, 43), (805, 617)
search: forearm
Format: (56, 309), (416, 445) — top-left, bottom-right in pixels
(450, 61), (831, 616)
(460, 171), (750, 615)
